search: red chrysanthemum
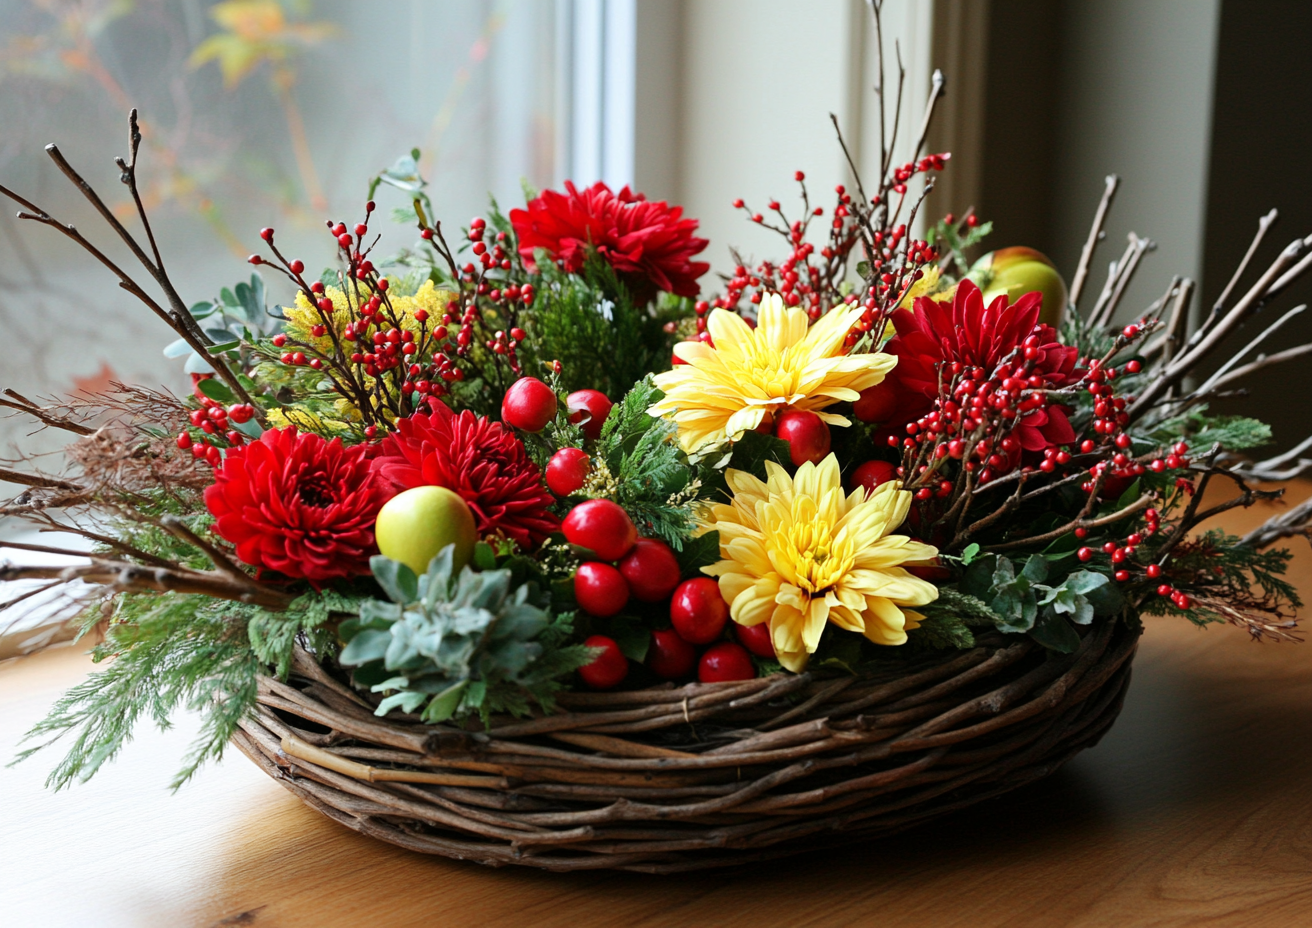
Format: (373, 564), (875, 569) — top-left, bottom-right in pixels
(862, 279), (1080, 457)
(510, 181), (710, 302)
(204, 427), (389, 584)
(372, 402), (558, 551)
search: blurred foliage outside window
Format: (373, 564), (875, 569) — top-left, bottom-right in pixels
(0, 0), (561, 450)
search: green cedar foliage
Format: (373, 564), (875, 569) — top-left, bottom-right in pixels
(524, 257), (685, 399)
(595, 377), (699, 548)
(14, 589), (350, 790)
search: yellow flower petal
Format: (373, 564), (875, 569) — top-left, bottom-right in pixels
(650, 293), (896, 453)
(699, 452), (939, 671)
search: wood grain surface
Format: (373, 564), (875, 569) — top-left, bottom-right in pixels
(4, 493), (1312, 928)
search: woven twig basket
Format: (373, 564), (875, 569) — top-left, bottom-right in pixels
(232, 616), (1140, 873)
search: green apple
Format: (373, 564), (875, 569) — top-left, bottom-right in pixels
(375, 486), (477, 576)
(966, 246), (1069, 329)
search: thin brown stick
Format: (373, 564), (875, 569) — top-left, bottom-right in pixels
(986, 493), (1155, 552)
(0, 391), (95, 435)
(1070, 174), (1120, 306)
(0, 468), (81, 491)
(1209, 208), (1278, 322)
(0, 559), (292, 609)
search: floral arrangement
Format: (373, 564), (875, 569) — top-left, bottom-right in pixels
(3, 28), (1310, 799)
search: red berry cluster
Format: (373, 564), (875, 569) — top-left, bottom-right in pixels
(562, 499), (761, 690)
(246, 199), (549, 430)
(890, 335), (1073, 487)
(178, 392), (257, 467)
(715, 161), (947, 333)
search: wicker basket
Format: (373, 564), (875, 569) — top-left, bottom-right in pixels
(232, 616), (1140, 873)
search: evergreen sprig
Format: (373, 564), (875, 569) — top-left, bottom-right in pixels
(597, 377), (699, 548)
(14, 589), (348, 790)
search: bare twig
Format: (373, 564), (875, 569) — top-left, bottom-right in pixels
(1209, 208), (1278, 323)
(911, 69), (946, 162)
(1090, 233), (1153, 329)
(1196, 304), (1307, 395)
(1209, 342), (1312, 394)
(985, 493), (1155, 552)
(0, 390), (95, 435)
(0, 468), (81, 491)
(159, 514), (247, 579)
(1130, 237), (1311, 418)
(1241, 496), (1312, 549)
(1070, 174), (1120, 307)
(0, 559), (293, 610)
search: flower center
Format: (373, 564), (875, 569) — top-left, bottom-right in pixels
(766, 503), (854, 595)
(724, 341), (800, 400)
(298, 473), (335, 508)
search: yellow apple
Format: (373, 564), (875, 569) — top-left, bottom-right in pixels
(967, 246), (1069, 329)
(375, 486), (477, 576)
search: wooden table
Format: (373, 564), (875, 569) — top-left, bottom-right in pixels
(5, 497), (1312, 928)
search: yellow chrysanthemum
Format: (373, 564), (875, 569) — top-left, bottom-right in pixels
(284, 278), (457, 352)
(649, 293), (897, 453)
(702, 454), (939, 672)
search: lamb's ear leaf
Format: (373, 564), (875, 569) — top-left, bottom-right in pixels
(371, 556), (419, 605)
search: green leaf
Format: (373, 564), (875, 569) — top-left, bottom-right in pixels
(220, 287), (239, 308)
(472, 541), (497, 571)
(209, 340), (241, 353)
(197, 378), (236, 404)
(340, 628), (392, 665)
(421, 680), (469, 723)
(371, 557), (419, 605)
(163, 337), (193, 358)
(188, 301), (217, 320)
(960, 543), (981, 565)
(1021, 555), (1050, 583)
(234, 280), (262, 325)
(1030, 611), (1081, 653)
(233, 418), (262, 439)
(676, 531), (720, 577)
(726, 429), (793, 481)
(184, 353), (214, 375)
(607, 616), (651, 663)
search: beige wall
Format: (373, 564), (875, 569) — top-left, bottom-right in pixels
(634, 0), (935, 280)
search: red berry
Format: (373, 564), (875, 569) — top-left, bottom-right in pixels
(775, 409), (831, 466)
(501, 377), (558, 432)
(851, 459), (898, 496)
(562, 499), (637, 560)
(546, 447), (590, 496)
(853, 382), (898, 423)
(698, 642), (756, 683)
(574, 562), (630, 617)
(1077, 547), (1093, 561)
(618, 538), (681, 602)
(579, 636), (628, 689)
(566, 389), (614, 441)
(670, 578), (730, 645)
(1146, 564), (1162, 578)
(734, 620), (775, 658)
(647, 629), (697, 680)
(176, 431), (192, 450)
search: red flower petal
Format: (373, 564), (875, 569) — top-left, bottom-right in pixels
(510, 181), (709, 302)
